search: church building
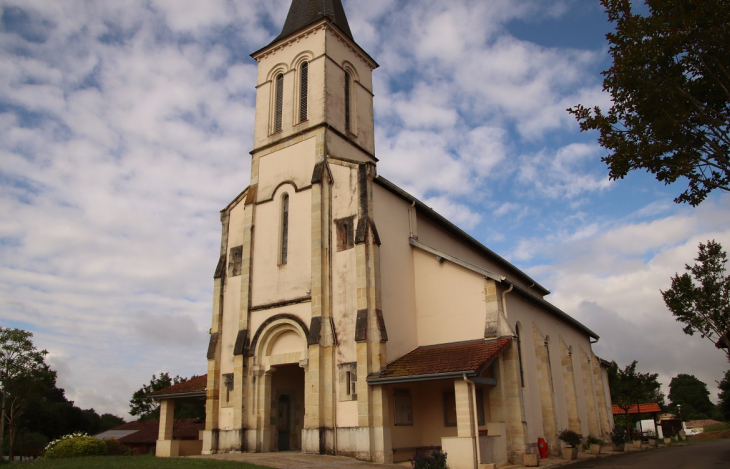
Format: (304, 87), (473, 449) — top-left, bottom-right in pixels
(154, 1), (613, 467)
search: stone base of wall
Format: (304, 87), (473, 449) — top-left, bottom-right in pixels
(442, 437), (476, 469)
(202, 429), (247, 454)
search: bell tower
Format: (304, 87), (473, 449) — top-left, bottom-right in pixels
(204, 0), (387, 460)
(249, 0), (378, 162)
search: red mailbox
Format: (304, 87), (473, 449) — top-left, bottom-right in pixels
(537, 437), (548, 459)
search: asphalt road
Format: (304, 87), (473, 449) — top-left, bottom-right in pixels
(561, 440), (730, 468)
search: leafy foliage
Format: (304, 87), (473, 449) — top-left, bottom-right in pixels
(411, 448), (448, 469)
(661, 240), (730, 360)
(719, 369), (730, 421)
(44, 436), (107, 459)
(129, 373), (205, 421)
(668, 374), (715, 420)
(608, 361), (665, 434)
(610, 427), (627, 445)
(568, 0), (730, 206)
(557, 429), (582, 448)
(0, 327), (49, 460)
(104, 438), (132, 456)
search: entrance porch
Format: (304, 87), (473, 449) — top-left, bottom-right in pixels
(367, 338), (513, 469)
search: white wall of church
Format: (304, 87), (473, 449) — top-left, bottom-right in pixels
(372, 185), (418, 363)
(251, 184), (312, 306)
(415, 215), (545, 298)
(330, 163), (359, 365)
(412, 249), (486, 346)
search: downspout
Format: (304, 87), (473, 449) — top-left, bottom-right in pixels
(501, 283), (514, 319)
(408, 200), (416, 239)
(463, 374), (480, 468)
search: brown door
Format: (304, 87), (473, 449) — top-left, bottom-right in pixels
(277, 395), (290, 450)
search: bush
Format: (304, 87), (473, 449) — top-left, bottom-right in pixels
(412, 448), (448, 469)
(557, 429), (582, 448)
(44, 436), (107, 459)
(610, 427), (627, 445)
(586, 435), (604, 446)
(104, 438), (132, 456)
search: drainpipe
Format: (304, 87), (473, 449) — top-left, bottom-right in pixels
(463, 374), (480, 468)
(408, 200), (416, 239)
(501, 283), (514, 319)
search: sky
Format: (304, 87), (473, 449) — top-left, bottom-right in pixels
(1, 0), (728, 421)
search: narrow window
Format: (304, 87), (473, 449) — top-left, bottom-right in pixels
(280, 194), (289, 264)
(275, 73), (284, 132)
(344, 71), (351, 132)
(443, 391), (457, 427)
(545, 340), (554, 392)
(299, 62), (308, 123)
(516, 326), (525, 387)
(346, 371), (351, 395)
(394, 389), (413, 426)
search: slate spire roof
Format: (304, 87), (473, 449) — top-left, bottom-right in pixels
(274, 0), (353, 43)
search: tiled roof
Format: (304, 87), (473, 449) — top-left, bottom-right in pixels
(368, 338), (512, 381)
(150, 375), (207, 397)
(612, 403), (662, 415)
(104, 419), (204, 444)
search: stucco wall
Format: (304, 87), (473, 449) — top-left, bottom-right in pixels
(372, 184), (418, 362)
(413, 249), (486, 346)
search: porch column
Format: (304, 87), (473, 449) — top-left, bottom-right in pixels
(156, 399), (179, 457)
(441, 379), (477, 469)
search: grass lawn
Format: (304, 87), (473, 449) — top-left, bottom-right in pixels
(22, 455), (271, 469)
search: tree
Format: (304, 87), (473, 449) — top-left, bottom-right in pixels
(668, 374), (715, 420)
(0, 328), (48, 460)
(718, 369), (730, 421)
(661, 240), (730, 360)
(99, 413), (125, 432)
(608, 361), (665, 434)
(568, 0), (730, 206)
(129, 373), (204, 422)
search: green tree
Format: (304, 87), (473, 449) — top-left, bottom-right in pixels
(668, 374), (715, 420)
(568, 0), (730, 206)
(717, 369), (730, 421)
(0, 327), (48, 460)
(661, 240), (730, 359)
(98, 413), (125, 432)
(608, 361), (665, 434)
(129, 373), (204, 421)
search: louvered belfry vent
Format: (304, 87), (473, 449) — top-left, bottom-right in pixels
(344, 71), (351, 132)
(300, 62), (308, 122)
(275, 74), (284, 132)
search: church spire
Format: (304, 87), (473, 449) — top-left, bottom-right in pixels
(274, 0), (353, 43)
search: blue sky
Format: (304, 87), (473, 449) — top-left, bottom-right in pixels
(1, 0), (728, 419)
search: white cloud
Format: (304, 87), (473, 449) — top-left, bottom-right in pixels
(525, 195), (730, 399)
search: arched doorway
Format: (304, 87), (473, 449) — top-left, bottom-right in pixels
(250, 315), (308, 452)
(272, 364), (305, 451)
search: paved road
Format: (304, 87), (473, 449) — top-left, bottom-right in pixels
(561, 440), (730, 468)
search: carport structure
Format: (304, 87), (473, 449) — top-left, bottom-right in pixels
(151, 374), (207, 457)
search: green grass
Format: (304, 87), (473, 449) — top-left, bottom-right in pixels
(703, 422), (730, 432)
(23, 455), (271, 469)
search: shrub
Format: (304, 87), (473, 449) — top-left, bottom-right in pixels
(610, 427), (627, 445)
(586, 435), (604, 446)
(104, 438), (132, 456)
(557, 429), (582, 448)
(44, 436), (107, 459)
(412, 448), (448, 469)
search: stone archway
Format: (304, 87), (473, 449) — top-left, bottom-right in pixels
(250, 315), (309, 452)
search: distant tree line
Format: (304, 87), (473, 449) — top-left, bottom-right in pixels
(1, 328), (125, 459)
